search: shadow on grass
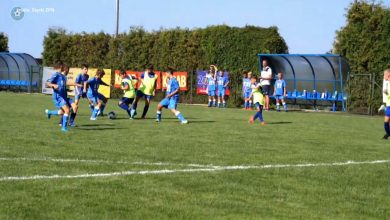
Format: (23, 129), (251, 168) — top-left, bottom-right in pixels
(77, 124), (115, 127)
(76, 127), (125, 131)
(266, 121), (292, 125)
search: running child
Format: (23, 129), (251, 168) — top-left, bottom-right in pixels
(274, 72), (287, 112)
(379, 69), (390, 112)
(87, 69), (110, 120)
(204, 70), (217, 107)
(45, 62), (81, 132)
(242, 71), (252, 110)
(249, 76), (265, 125)
(130, 65), (157, 119)
(118, 70), (137, 118)
(217, 70), (229, 108)
(382, 69), (390, 139)
(156, 70), (188, 124)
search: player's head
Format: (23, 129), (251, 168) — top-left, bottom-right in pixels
(146, 64), (154, 73)
(278, 72), (283, 79)
(54, 60), (64, 72)
(262, 59), (268, 67)
(81, 64), (88, 74)
(95, 69), (105, 78)
(384, 69), (390, 80)
(62, 64), (69, 76)
(243, 71), (248, 78)
(247, 71), (252, 78)
(119, 69), (127, 79)
(219, 70), (224, 76)
(166, 68), (174, 79)
(250, 76), (257, 83)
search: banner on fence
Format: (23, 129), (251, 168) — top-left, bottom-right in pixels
(161, 72), (188, 91)
(42, 67), (112, 98)
(196, 70), (230, 95)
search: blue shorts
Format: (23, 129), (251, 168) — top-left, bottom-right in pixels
(254, 102), (263, 109)
(208, 90), (216, 96)
(159, 98), (177, 110)
(87, 93), (105, 105)
(120, 97), (134, 105)
(53, 96), (73, 109)
(243, 91), (251, 99)
(217, 89), (225, 97)
(275, 95), (285, 101)
(136, 90), (153, 100)
(386, 107), (390, 117)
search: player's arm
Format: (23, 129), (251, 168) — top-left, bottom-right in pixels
(224, 80), (229, 87)
(100, 80), (110, 87)
(283, 84), (287, 97)
(45, 74), (58, 89)
(167, 88), (179, 98)
(273, 85), (276, 96)
(66, 81), (83, 87)
(121, 82), (129, 90)
(46, 82), (58, 89)
(83, 81), (88, 93)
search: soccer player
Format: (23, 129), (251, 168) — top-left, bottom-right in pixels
(242, 71), (252, 110)
(118, 70), (137, 118)
(216, 70), (229, 108)
(379, 69), (390, 112)
(260, 59), (272, 110)
(74, 64), (89, 106)
(274, 72), (287, 112)
(130, 65), (157, 119)
(382, 69), (390, 139)
(204, 70), (217, 107)
(87, 69), (110, 120)
(156, 70), (188, 124)
(249, 76), (265, 125)
(45, 62), (81, 132)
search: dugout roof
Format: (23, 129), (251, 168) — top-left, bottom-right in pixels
(257, 54), (350, 93)
(0, 52), (40, 81)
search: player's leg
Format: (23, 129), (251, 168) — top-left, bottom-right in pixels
(213, 92), (217, 107)
(156, 98), (168, 122)
(69, 99), (78, 127)
(247, 93), (252, 110)
(97, 93), (107, 116)
(45, 97), (64, 119)
(141, 96), (151, 119)
(87, 94), (95, 113)
(282, 98), (287, 112)
(383, 107), (390, 139)
(207, 90), (213, 107)
(222, 91), (226, 108)
(130, 91), (143, 118)
(243, 93), (248, 109)
(90, 96), (100, 120)
(118, 98), (131, 117)
(276, 97), (281, 112)
(169, 100), (187, 124)
(59, 103), (70, 132)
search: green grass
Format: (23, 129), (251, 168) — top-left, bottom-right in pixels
(0, 92), (389, 219)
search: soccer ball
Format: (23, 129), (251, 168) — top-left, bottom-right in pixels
(108, 111), (116, 120)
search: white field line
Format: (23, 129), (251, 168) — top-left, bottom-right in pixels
(0, 159), (388, 182)
(0, 157), (218, 168)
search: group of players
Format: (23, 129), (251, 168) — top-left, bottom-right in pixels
(44, 61), (187, 132)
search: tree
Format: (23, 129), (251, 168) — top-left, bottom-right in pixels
(0, 32), (9, 52)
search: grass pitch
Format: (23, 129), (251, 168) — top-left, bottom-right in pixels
(0, 92), (389, 219)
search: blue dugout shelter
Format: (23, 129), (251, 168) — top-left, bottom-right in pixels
(257, 54), (349, 111)
(0, 52), (41, 92)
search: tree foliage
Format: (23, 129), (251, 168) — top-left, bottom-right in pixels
(0, 32), (8, 52)
(334, 0), (390, 113)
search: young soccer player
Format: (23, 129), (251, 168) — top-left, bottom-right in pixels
(216, 70), (229, 108)
(382, 69), (390, 139)
(274, 72), (287, 112)
(204, 70), (217, 107)
(379, 69), (390, 112)
(86, 69), (110, 120)
(249, 76), (265, 125)
(118, 70), (137, 118)
(242, 71), (252, 110)
(156, 70), (188, 124)
(130, 65), (157, 119)
(74, 64), (89, 106)
(45, 62), (81, 132)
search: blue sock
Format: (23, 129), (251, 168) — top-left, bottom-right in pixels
(208, 101), (212, 107)
(100, 104), (106, 114)
(253, 111), (260, 120)
(176, 112), (185, 122)
(218, 102), (221, 108)
(92, 107), (99, 118)
(157, 111), (161, 121)
(62, 114), (69, 129)
(244, 101), (247, 108)
(49, 110), (59, 115)
(277, 104), (280, 111)
(283, 103), (287, 111)
(89, 105), (94, 113)
(119, 103), (128, 111)
(385, 122), (390, 135)
(258, 107), (264, 122)
(142, 105), (149, 118)
(213, 101), (217, 107)
(70, 112), (76, 124)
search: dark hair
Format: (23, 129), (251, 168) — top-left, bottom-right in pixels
(147, 64), (154, 70)
(119, 69), (127, 75)
(96, 68), (105, 76)
(63, 64), (69, 74)
(251, 76), (257, 80)
(81, 63), (89, 69)
(54, 60), (64, 71)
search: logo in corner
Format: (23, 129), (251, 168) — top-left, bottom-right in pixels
(11, 7), (24, 20)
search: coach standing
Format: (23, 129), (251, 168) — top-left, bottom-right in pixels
(260, 59), (272, 110)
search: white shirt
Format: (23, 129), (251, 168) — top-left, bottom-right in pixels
(260, 66), (272, 86)
(383, 80), (389, 103)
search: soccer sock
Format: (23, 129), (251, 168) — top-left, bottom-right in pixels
(62, 114), (69, 129)
(249, 101), (252, 108)
(223, 101), (226, 108)
(89, 104), (94, 113)
(208, 99), (212, 107)
(92, 107), (99, 118)
(218, 101), (221, 108)
(49, 110), (60, 115)
(276, 103), (280, 111)
(258, 107), (264, 122)
(175, 111), (185, 122)
(142, 105), (149, 118)
(70, 112), (77, 124)
(100, 104), (106, 114)
(244, 101), (247, 108)
(156, 110), (162, 121)
(253, 111), (260, 120)
(385, 122), (390, 135)
(283, 102), (287, 111)
(213, 100), (217, 107)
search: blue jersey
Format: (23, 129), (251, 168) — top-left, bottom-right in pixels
(217, 76), (228, 90)
(243, 78), (251, 93)
(207, 75), (216, 91)
(47, 72), (68, 100)
(166, 77), (180, 101)
(87, 77), (104, 96)
(275, 79), (286, 96)
(75, 73), (89, 95)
